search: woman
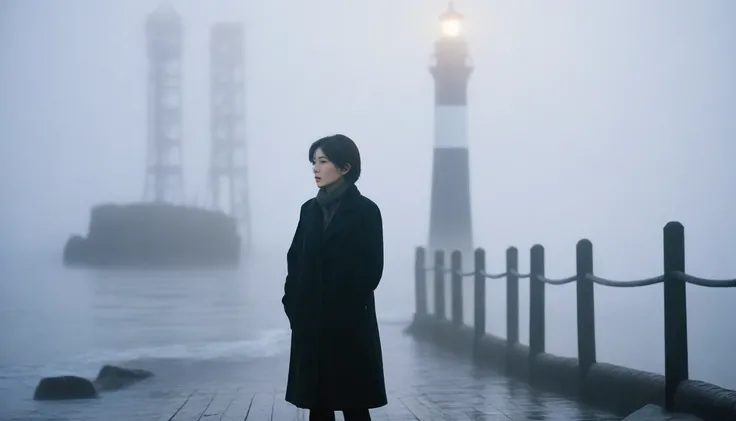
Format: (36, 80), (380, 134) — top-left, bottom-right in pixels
(282, 134), (387, 421)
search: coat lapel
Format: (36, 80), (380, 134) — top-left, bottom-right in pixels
(301, 199), (324, 257)
(322, 184), (360, 245)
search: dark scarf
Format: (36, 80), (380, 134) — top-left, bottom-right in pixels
(315, 180), (352, 229)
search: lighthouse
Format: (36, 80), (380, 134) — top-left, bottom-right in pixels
(428, 3), (474, 259)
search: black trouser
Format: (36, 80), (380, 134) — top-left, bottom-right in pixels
(309, 408), (371, 421)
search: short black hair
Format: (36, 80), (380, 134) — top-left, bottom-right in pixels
(308, 134), (362, 183)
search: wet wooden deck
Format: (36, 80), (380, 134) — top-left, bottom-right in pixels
(159, 387), (622, 421)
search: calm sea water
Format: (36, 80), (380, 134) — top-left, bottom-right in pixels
(0, 248), (413, 420)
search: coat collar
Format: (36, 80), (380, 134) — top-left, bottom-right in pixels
(308, 183), (361, 243)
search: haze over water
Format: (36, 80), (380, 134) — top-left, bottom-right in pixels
(1, 0), (736, 419)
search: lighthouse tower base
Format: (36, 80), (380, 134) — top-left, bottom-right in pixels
(428, 147), (473, 259)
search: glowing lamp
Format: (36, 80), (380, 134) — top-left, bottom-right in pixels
(441, 18), (461, 37)
(439, 2), (464, 38)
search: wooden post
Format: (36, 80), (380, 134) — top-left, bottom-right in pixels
(576, 239), (596, 388)
(664, 221), (688, 411)
(415, 247), (427, 317)
(529, 244), (546, 378)
(434, 250), (446, 320)
(506, 246), (519, 374)
(506, 247), (519, 346)
(451, 250), (463, 327)
(473, 248), (486, 360)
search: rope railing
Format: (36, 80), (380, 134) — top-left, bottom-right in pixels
(672, 271), (736, 287)
(480, 270), (508, 279)
(534, 273), (577, 285)
(412, 221), (736, 412)
(422, 264), (736, 287)
(586, 273), (664, 288)
(421, 266), (664, 286)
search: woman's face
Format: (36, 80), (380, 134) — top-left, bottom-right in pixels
(312, 148), (346, 189)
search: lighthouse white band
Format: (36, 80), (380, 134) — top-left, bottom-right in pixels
(434, 105), (468, 149)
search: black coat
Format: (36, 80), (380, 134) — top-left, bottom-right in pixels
(282, 184), (388, 410)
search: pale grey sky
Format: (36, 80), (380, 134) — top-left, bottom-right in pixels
(2, 0), (736, 270)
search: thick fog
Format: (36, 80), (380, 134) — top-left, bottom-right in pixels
(1, 0), (736, 391)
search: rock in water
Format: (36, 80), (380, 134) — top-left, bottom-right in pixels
(93, 365), (153, 391)
(62, 202), (242, 269)
(33, 376), (98, 400)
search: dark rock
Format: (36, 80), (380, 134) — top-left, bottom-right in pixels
(33, 376), (98, 400)
(62, 235), (86, 263)
(63, 202), (242, 269)
(93, 365), (153, 391)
